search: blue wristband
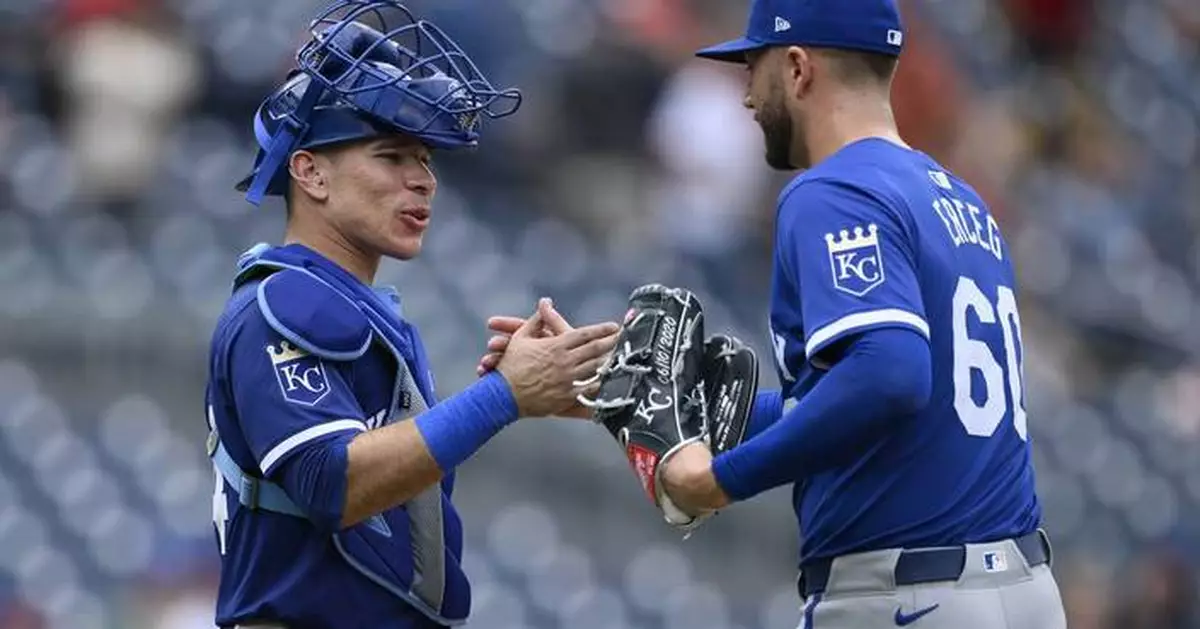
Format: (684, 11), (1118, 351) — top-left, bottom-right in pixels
(414, 372), (519, 472)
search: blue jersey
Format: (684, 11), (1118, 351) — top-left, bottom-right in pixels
(205, 245), (460, 629)
(768, 138), (1041, 562)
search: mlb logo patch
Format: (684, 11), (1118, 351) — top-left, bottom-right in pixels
(928, 170), (952, 190)
(983, 550), (1008, 573)
(267, 341), (330, 406)
(825, 224), (885, 297)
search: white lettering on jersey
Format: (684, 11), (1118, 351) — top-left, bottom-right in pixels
(931, 197), (1003, 261)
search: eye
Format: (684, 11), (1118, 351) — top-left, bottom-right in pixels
(377, 152), (401, 163)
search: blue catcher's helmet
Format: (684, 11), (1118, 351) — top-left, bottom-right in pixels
(236, 0), (522, 205)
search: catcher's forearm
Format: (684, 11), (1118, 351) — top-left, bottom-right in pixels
(342, 373), (517, 527)
(712, 328), (931, 501)
(343, 418), (442, 528)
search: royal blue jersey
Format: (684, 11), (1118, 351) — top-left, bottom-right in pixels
(205, 247), (457, 629)
(768, 138), (1041, 563)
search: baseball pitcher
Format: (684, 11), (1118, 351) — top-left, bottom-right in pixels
(536, 0), (1070, 627)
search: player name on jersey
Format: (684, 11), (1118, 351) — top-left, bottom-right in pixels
(931, 197), (1004, 261)
(928, 171), (1004, 261)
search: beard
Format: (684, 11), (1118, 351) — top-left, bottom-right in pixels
(757, 79), (809, 171)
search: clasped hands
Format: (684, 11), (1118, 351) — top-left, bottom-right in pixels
(477, 300), (730, 517)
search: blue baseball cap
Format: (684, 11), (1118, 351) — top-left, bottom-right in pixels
(696, 0), (904, 63)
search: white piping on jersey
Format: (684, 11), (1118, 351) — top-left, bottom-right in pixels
(260, 419), (366, 474)
(804, 308), (930, 359)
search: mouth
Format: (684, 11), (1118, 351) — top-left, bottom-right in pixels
(401, 207), (430, 221)
(397, 207), (431, 232)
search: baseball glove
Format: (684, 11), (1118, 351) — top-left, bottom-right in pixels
(702, 334), (758, 458)
(577, 284), (758, 531)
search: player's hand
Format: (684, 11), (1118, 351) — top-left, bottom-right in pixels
(661, 443), (731, 516)
(494, 298), (619, 418)
(476, 316), (533, 377)
(478, 304), (605, 419)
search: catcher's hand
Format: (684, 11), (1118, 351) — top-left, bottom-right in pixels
(478, 302), (601, 419)
(577, 283), (709, 529)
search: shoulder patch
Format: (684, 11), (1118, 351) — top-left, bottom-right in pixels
(256, 269), (372, 361)
(825, 223), (885, 297)
(266, 340), (331, 406)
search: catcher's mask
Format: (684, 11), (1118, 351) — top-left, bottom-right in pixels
(236, 0), (522, 205)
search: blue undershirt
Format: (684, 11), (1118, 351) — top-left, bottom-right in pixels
(713, 328), (932, 501)
(746, 389), (784, 442)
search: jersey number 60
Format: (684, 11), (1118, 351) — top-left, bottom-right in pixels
(952, 276), (1028, 441)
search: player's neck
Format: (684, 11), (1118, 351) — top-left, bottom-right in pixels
(803, 93), (907, 166)
(283, 221), (381, 286)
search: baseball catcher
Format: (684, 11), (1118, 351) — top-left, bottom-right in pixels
(577, 284), (758, 530)
(203, 3), (622, 628)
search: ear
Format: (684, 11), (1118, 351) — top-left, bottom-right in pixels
(288, 150), (329, 203)
(783, 46), (814, 99)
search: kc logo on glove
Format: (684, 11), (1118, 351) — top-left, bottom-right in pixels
(634, 387), (673, 424)
(267, 341), (331, 406)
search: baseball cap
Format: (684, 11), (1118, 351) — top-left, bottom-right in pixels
(695, 0), (904, 63)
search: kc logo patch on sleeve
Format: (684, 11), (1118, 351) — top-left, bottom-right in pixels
(267, 341), (330, 406)
(825, 223), (885, 297)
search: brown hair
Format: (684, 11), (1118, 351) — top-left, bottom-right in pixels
(818, 49), (899, 86)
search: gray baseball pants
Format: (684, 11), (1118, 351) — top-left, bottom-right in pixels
(795, 530), (1067, 628)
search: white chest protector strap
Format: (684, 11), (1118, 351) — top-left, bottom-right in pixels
(207, 431), (306, 517)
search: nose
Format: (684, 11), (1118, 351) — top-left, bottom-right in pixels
(407, 163), (436, 197)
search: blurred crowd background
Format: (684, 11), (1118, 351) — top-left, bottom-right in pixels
(0, 0), (1197, 627)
